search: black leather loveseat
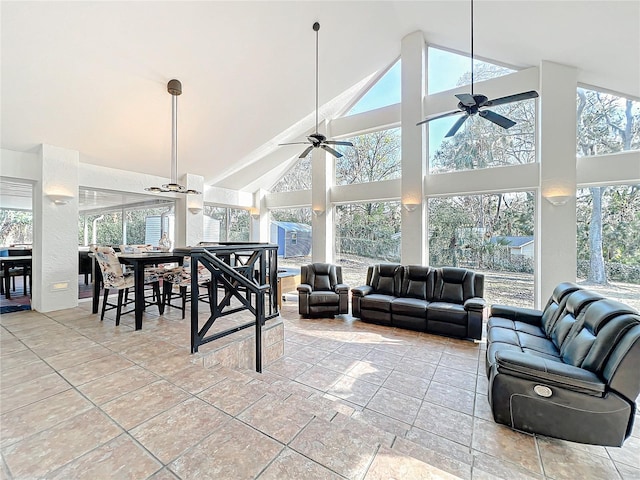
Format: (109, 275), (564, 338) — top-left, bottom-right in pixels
(486, 282), (640, 446)
(352, 264), (486, 340)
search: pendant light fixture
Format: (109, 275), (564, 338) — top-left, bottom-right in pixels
(145, 79), (200, 194)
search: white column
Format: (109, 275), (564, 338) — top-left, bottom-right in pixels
(250, 188), (270, 242)
(175, 173), (204, 248)
(311, 122), (333, 263)
(537, 61), (578, 306)
(32, 144), (79, 312)
(401, 31), (426, 265)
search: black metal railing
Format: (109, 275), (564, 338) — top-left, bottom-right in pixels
(174, 243), (278, 372)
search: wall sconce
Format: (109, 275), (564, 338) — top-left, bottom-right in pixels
(545, 195), (572, 206)
(402, 203), (419, 212)
(188, 207), (203, 214)
(249, 207), (260, 219)
(312, 208), (325, 217)
(47, 193), (74, 205)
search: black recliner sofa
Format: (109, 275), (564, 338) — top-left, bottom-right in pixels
(486, 282), (640, 446)
(352, 264), (486, 340)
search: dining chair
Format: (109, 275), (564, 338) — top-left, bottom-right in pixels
(162, 257), (213, 319)
(92, 246), (162, 325)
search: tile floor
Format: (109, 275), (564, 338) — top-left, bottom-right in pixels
(1, 298), (639, 479)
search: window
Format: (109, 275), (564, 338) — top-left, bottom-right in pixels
(428, 192), (535, 307)
(429, 99), (536, 173)
(0, 209), (32, 246)
(204, 206), (250, 242)
(346, 60), (401, 116)
(336, 128), (401, 185)
(271, 156), (312, 193)
(270, 207), (312, 269)
(576, 184), (640, 310)
(335, 201), (401, 287)
(427, 47), (515, 94)
(577, 88), (640, 156)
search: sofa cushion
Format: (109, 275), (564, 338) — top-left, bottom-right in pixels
(400, 265), (432, 300)
(361, 294), (396, 313)
(428, 302), (467, 325)
(391, 297), (428, 316)
(371, 264), (402, 296)
(433, 267), (475, 304)
(488, 317), (547, 338)
(309, 291), (339, 306)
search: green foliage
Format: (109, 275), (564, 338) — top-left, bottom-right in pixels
(204, 206), (250, 242)
(0, 209), (32, 245)
(428, 193), (534, 271)
(336, 202), (401, 261)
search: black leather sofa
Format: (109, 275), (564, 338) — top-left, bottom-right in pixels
(297, 263), (349, 317)
(486, 282), (640, 446)
(352, 264), (486, 340)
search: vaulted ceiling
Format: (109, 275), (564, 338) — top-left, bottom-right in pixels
(2, 1), (638, 193)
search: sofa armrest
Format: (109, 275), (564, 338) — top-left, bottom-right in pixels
(490, 304), (543, 326)
(352, 285), (373, 297)
(464, 297), (486, 311)
(297, 284), (312, 294)
(334, 283), (349, 294)
(495, 350), (606, 396)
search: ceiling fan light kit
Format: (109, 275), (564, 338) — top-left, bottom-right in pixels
(145, 79), (201, 195)
(279, 22), (354, 159)
(417, 0), (538, 136)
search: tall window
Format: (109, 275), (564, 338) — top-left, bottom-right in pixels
(0, 209), (32, 246)
(577, 88), (640, 156)
(429, 99), (536, 173)
(335, 201), (401, 287)
(336, 128), (401, 185)
(576, 185), (640, 311)
(270, 207), (312, 269)
(428, 192), (535, 307)
(204, 206), (250, 242)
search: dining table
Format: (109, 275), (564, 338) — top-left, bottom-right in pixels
(91, 251), (184, 330)
(1, 255), (32, 300)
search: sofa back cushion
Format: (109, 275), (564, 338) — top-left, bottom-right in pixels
(432, 267), (476, 303)
(549, 290), (603, 347)
(370, 264), (402, 296)
(303, 263), (339, 291)
(561, 299), (639, 371)
(400, 265), (434, 300)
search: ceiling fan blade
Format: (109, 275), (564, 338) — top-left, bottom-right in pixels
(455, 93), (476, 107)
(324, 140), (354, 147)
(483, 90), (539, 107)
(279, 141), (311, 146)
(417, 109), (464, 126)
(320, 145), (343, 158)
(444, 115), (469, 137)
(299, 145), (314, 158)
(479, 110), (516, 129)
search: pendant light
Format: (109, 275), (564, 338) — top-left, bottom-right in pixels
(145, 79), (200, 194)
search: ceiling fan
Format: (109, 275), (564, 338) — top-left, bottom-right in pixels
(279, 22), (354, 159)
(417, 0), (539, 137)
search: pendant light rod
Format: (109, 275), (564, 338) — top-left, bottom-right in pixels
(470, 0), (474, 96)
(314, 22), (320, 135)
(145, 79), (200, 195)
(170, 81), (180, 184)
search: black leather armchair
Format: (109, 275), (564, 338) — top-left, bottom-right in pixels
(297, 263), (349, 317)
